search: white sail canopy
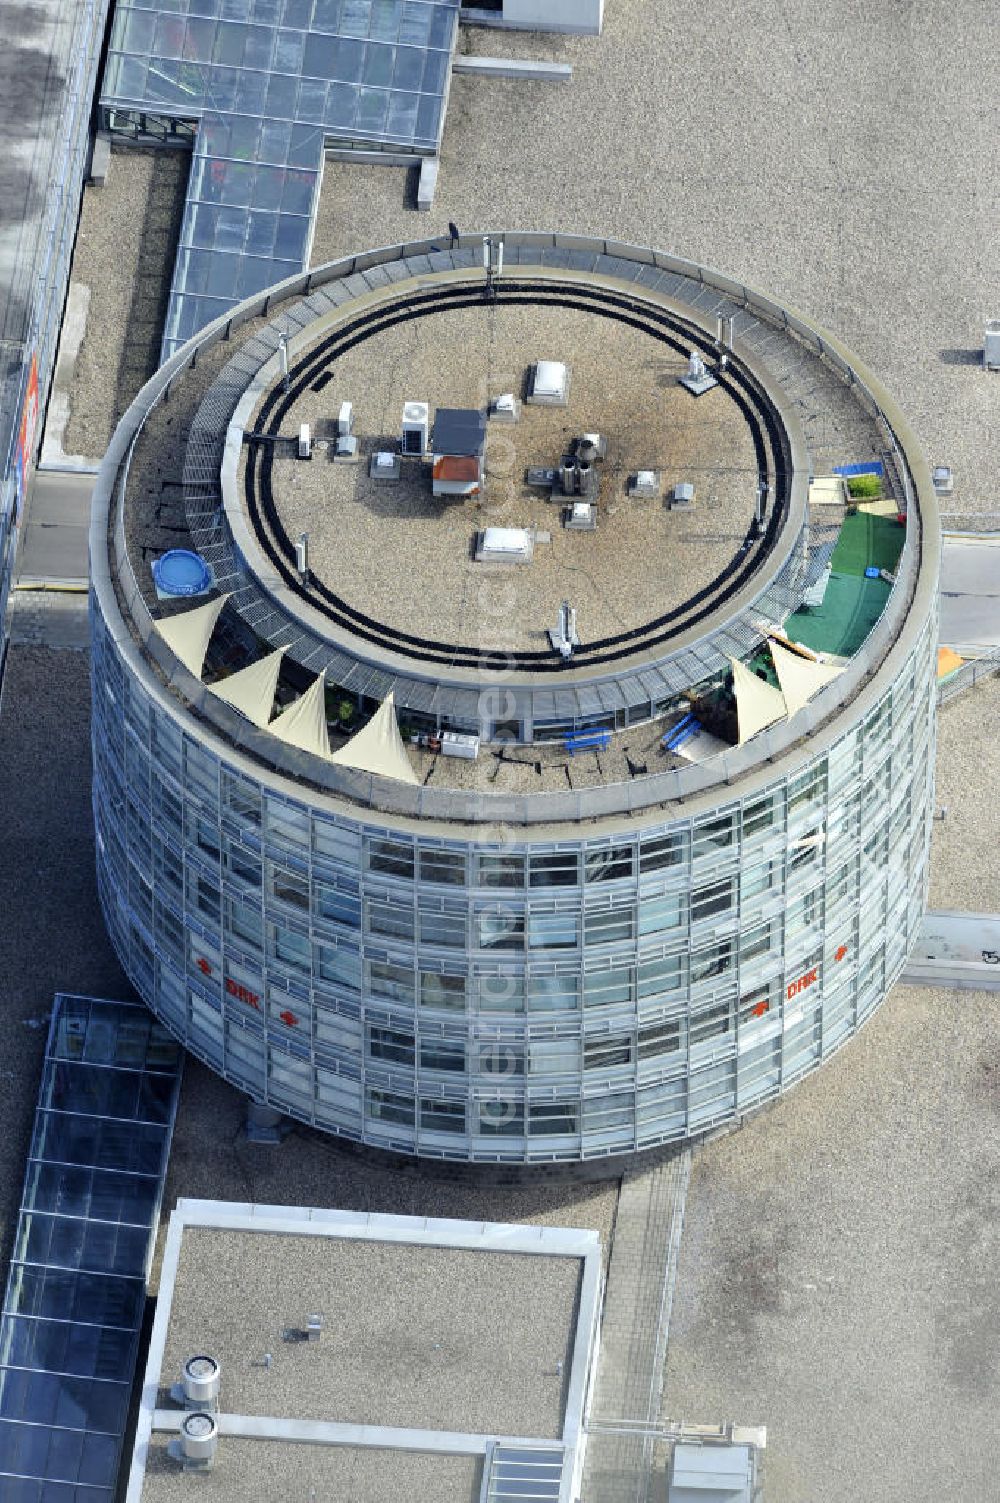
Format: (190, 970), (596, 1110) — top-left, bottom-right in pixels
(209, 650), (284, 728)
(729, 657), (787, 745)
(769, 638), (842, 717)
(330, 692), (418, 785)
(153, 595), (227, 679)
(269, 674), (331, 759)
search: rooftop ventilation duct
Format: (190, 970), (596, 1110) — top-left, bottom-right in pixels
(181, 1354), (221, 1410)
(179, 1411), (218, 1469)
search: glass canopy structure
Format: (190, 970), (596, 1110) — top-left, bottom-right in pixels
(99, 0), (460, 356)
(0, 995), (181, 1501)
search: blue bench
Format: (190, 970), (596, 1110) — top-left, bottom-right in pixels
(834, 461), (884, 478)
(662, 713), (699, 752)
(564, 728), (612, 755)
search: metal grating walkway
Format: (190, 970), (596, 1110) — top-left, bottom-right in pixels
(583, 1149), (691, 1503)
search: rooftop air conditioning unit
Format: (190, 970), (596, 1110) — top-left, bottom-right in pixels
(401, 401), (429, 455)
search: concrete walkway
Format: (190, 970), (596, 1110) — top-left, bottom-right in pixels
(583, 1150), (691, 1503)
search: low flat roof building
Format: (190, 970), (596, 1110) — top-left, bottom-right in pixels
(127, 1200), (601, 1503)
(90, 232), (940, 1166)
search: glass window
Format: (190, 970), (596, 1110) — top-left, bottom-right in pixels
(418, 904), (466, 948)
(691, 880), (734, 923)
(269, 862), (309, 910)
(228, 898), (262, 952)
(740, 982), (779, 1026)
(478, 908), (524, 950)
(690, 940), (733, 983)
(585, 906), (635, 945)
(478, 1100), (524, 1136)
(740, 922), (774, 962)
(314, 936), (360, 989)
(477, 854), (526, 888)
(477, 973), (524, 1013)
(742, 860), (776, 903)
(690, 998), (732, 1046)
(528, 910), (579, 949)
(225, 837), (261, 888)
(529, 852), (580, 888)
(788, 765), (827, 812)
(638, 892), (684, 937)
(790, 828), (824, 872)
(585, 845), (634, 883)
(528, 1102), (578, 1136)
(584, 1034), (632, 1070)
(271, 924), (309, 971)
(420, 1038), (465, 1073)
(367, 1087), (414, 1128)
(367, 837), (414, 879)
(420, 971), (466, 1011)
(638, 1018), (681, 1059)
(692, 814), (734, 859)
(583, 965), (632, 1008)
(786, 889), (822, 937)
(477, 1041), (524, 1076)
(743, 790), (782, 839)
(193, 875), (221, 924)
(367, 898), (415, 943)
(314, 880), (361, 928)
(367, 960), (414, 1005)
(528, 973), (579, 1012)
(637, 953), (683, 998)
(639, 831), (685, 873)
(418, 849), (466, 886)
(368, 1025), (415, 1068)
(420, 1099), (466, 1134)
(313, 819), (361, 865)
(529, 1038), (580, 1074)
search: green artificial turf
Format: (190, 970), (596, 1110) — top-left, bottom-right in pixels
(829, 511), (904, 576)
(784, 572), (892, 658)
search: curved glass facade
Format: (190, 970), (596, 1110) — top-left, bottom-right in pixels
(90, 233), (940, 1165)
(91, 602), (935, 1163)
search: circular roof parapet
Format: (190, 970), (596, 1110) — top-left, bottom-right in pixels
(93, 233), (939, 829)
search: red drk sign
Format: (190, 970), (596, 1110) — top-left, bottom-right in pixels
(195, 957), (261, 1011)
(786, 966), (819, 1002)
(225, 977), (260, 1010)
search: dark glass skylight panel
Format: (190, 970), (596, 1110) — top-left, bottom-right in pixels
(0, 998), (180, 1501)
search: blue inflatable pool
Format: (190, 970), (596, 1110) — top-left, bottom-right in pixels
(152, 550), (212, 597)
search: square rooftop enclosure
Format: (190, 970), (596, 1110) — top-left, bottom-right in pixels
(127, 1201), (601, 1503)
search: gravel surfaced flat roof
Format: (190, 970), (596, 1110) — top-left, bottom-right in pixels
(160, 1226), (581, 1437)
(140, 1435), (482, 1503)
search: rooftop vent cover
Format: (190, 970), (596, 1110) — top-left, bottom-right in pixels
(527, 361), (569, 405)
(179, 1411), (218, 1467)
(182, 1354), (221, 1409)
(476, 527), (535, 563)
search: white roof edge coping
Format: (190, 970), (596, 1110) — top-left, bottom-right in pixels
(170, 1199), (599, 1255)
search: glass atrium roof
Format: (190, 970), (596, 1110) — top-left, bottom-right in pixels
(99, 1), (461, 356)
(0, 995), (181, 1501)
